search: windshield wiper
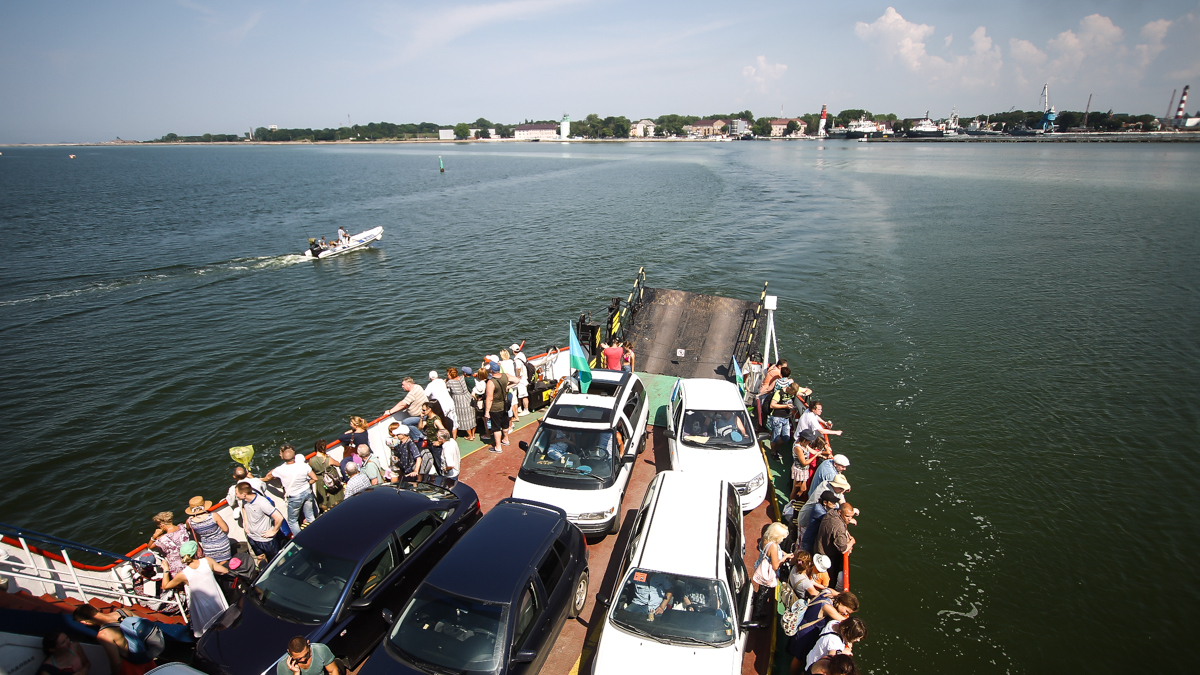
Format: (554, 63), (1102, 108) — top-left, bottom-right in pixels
(610, 617), (670, 643)
(661, 633), (727, 648)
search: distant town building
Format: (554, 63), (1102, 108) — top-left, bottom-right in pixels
(631, 119), (656, 137)
(727, 119), (750, 136)
(691, 119), (727, 136)
(438, 128), (497, 140)
(770, 119), (807, 136)
(514, 123), (560, 140)
(268, 124), (278, 131)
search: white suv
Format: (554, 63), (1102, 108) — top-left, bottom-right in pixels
(592, 471), (755, 675)
(512, 370), (649, 537)
(665, 378), (768, 511)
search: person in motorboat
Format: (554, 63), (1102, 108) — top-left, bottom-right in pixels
(38, 631), (90, 675)
(159, 541), (230, 638)
(337, 227), (350, 245)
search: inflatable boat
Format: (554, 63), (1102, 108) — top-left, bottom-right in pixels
(303, 226), (383, 259)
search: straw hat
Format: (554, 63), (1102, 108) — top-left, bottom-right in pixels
(185, 496), (212, 516)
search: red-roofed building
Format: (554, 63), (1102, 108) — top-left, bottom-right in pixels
(514, 123), (561, 140)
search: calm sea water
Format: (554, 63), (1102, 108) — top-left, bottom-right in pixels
(2, 141), (1198, 672)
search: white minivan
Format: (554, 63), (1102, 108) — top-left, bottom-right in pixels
(511, 370), (649, 537)
(591, 471), (755, 675)
(665, 378), (769, 511)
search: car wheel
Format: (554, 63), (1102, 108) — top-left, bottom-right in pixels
(636, 432), (647, 455)
(568, 568), (590, 619)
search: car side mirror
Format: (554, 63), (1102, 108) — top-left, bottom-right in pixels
(663, 429), (675, 439)
(596, 595), (610, 608)
(518, 441), (530, 451)
(348, 596), (372, 610)
(739, 620), (762, 631)
(511, 650), (537, 664)
(381, 608), (394, 623)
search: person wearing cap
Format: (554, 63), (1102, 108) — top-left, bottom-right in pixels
(510, 343), (531, 415)
(263, 445), (319, 535)
(815, 502), (856, 591)
(810, 454), (851, 498)
(386, 424), (422, 480)
(185, 496), (231, 564)
(424, 370), (458, 430)
(788, 550), (830, 600)
(801, 490), (843, 553)
(446, 367), (477, 442)
(160, 540), (229, 638)
(342, 462), (370, 499)
(485, 361), (510, 452)
(385, 377), (427, 427)
(796, 473), (853, 534)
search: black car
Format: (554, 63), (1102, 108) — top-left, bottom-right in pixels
(195, 478), (481, 675)
(359, 498), (589, 675)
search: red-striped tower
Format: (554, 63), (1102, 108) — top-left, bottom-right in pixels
(1174, 85), (1190, 119)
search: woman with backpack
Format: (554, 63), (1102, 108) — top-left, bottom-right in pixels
(308, 439), (343, 512)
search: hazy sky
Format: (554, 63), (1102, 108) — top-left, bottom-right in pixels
(2, 0), (1198, 143)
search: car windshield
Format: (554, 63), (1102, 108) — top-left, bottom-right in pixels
(609, 569), (736, 647)
(389, 585), (507, 673)
(679, 409), (755, 448)
(520, 423), (619, 480)
(251, 541), (357, 624)
(546, 403), (613, 425)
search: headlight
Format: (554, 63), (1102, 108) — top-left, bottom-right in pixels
(578, 507), (617, 521)
(746, 473), (765, 490)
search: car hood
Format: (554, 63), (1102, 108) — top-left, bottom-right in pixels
(511, 476), (620, 516)
(673, 444), (766, 482)
(591, 619), (739, 675)
(197, 599), (330, 675)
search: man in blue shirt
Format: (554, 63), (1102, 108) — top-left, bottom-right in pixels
(627, 571), (673, 620)
(810, 454), (850, 496)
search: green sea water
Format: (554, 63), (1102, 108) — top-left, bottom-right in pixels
(1, 141), (1197, 672)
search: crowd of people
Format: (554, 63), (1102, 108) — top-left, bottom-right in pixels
(118, 341), (541, 667)
(750, 359), (867, 675)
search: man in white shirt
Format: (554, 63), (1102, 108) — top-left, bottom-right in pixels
(264, 445), (318, 535)
(436, 430), (460, 478)
(510, 343), (531, 416)
(227, 466), (266, 526)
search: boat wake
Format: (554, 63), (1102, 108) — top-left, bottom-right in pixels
(0, 254), (310, 308)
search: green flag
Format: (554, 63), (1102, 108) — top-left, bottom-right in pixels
(732, 356), (745, 396)
(568, 322), (592, 393)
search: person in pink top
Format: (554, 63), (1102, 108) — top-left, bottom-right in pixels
(601, 342), (625, 370)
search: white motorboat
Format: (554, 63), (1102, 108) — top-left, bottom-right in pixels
(303, 226), (383, 259)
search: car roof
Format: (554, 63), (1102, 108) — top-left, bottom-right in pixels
(423, 500), (561, 603)
(589, 370), (626, 383)
(294, 486), (445, 560)
(556, 393), (618, 410)
(634, 472), (725, 579)
(679, 378), (745, 410)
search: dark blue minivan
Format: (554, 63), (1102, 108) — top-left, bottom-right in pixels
(195, 478), (481, 675)
(359, 498), (589, 675)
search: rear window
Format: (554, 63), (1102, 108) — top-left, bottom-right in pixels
(548, 403), (613, 425)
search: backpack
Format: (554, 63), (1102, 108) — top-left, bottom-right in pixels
(108, 616), (165, 664)
(319, 458), (343, 492)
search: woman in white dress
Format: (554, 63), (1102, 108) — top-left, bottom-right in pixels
(161, 541), (229, 638)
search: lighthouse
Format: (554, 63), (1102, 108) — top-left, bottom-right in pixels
(560, 114), (571, 139)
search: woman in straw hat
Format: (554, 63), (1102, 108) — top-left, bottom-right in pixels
(185, 497), (231, 564)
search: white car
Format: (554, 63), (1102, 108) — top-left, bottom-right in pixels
(512, 370), (649, 537)
(665, 378), (768, 511)
(592, 471), (755, 675)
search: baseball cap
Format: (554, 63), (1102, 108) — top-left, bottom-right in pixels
(820, 490), (839, 504)
(391, 425), (410, 436)
(510, 343), (521, 352)
(490, 362), (501, 373)
(428, 370), (439, 380)
(462, 366), (473, 374)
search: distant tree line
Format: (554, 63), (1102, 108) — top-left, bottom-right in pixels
(147, 106), (1165, 143)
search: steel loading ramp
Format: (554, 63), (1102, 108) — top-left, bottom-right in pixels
(623, 287), (764, 380)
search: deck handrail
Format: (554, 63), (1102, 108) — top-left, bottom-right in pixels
(0, 523), (150, 568)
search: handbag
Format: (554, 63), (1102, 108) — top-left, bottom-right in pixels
(751, 542), (778, 587)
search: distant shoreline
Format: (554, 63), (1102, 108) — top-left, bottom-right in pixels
(3, 132), (1199, 147)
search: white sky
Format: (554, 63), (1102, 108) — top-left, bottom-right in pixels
(2, 0), (1198, 142)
